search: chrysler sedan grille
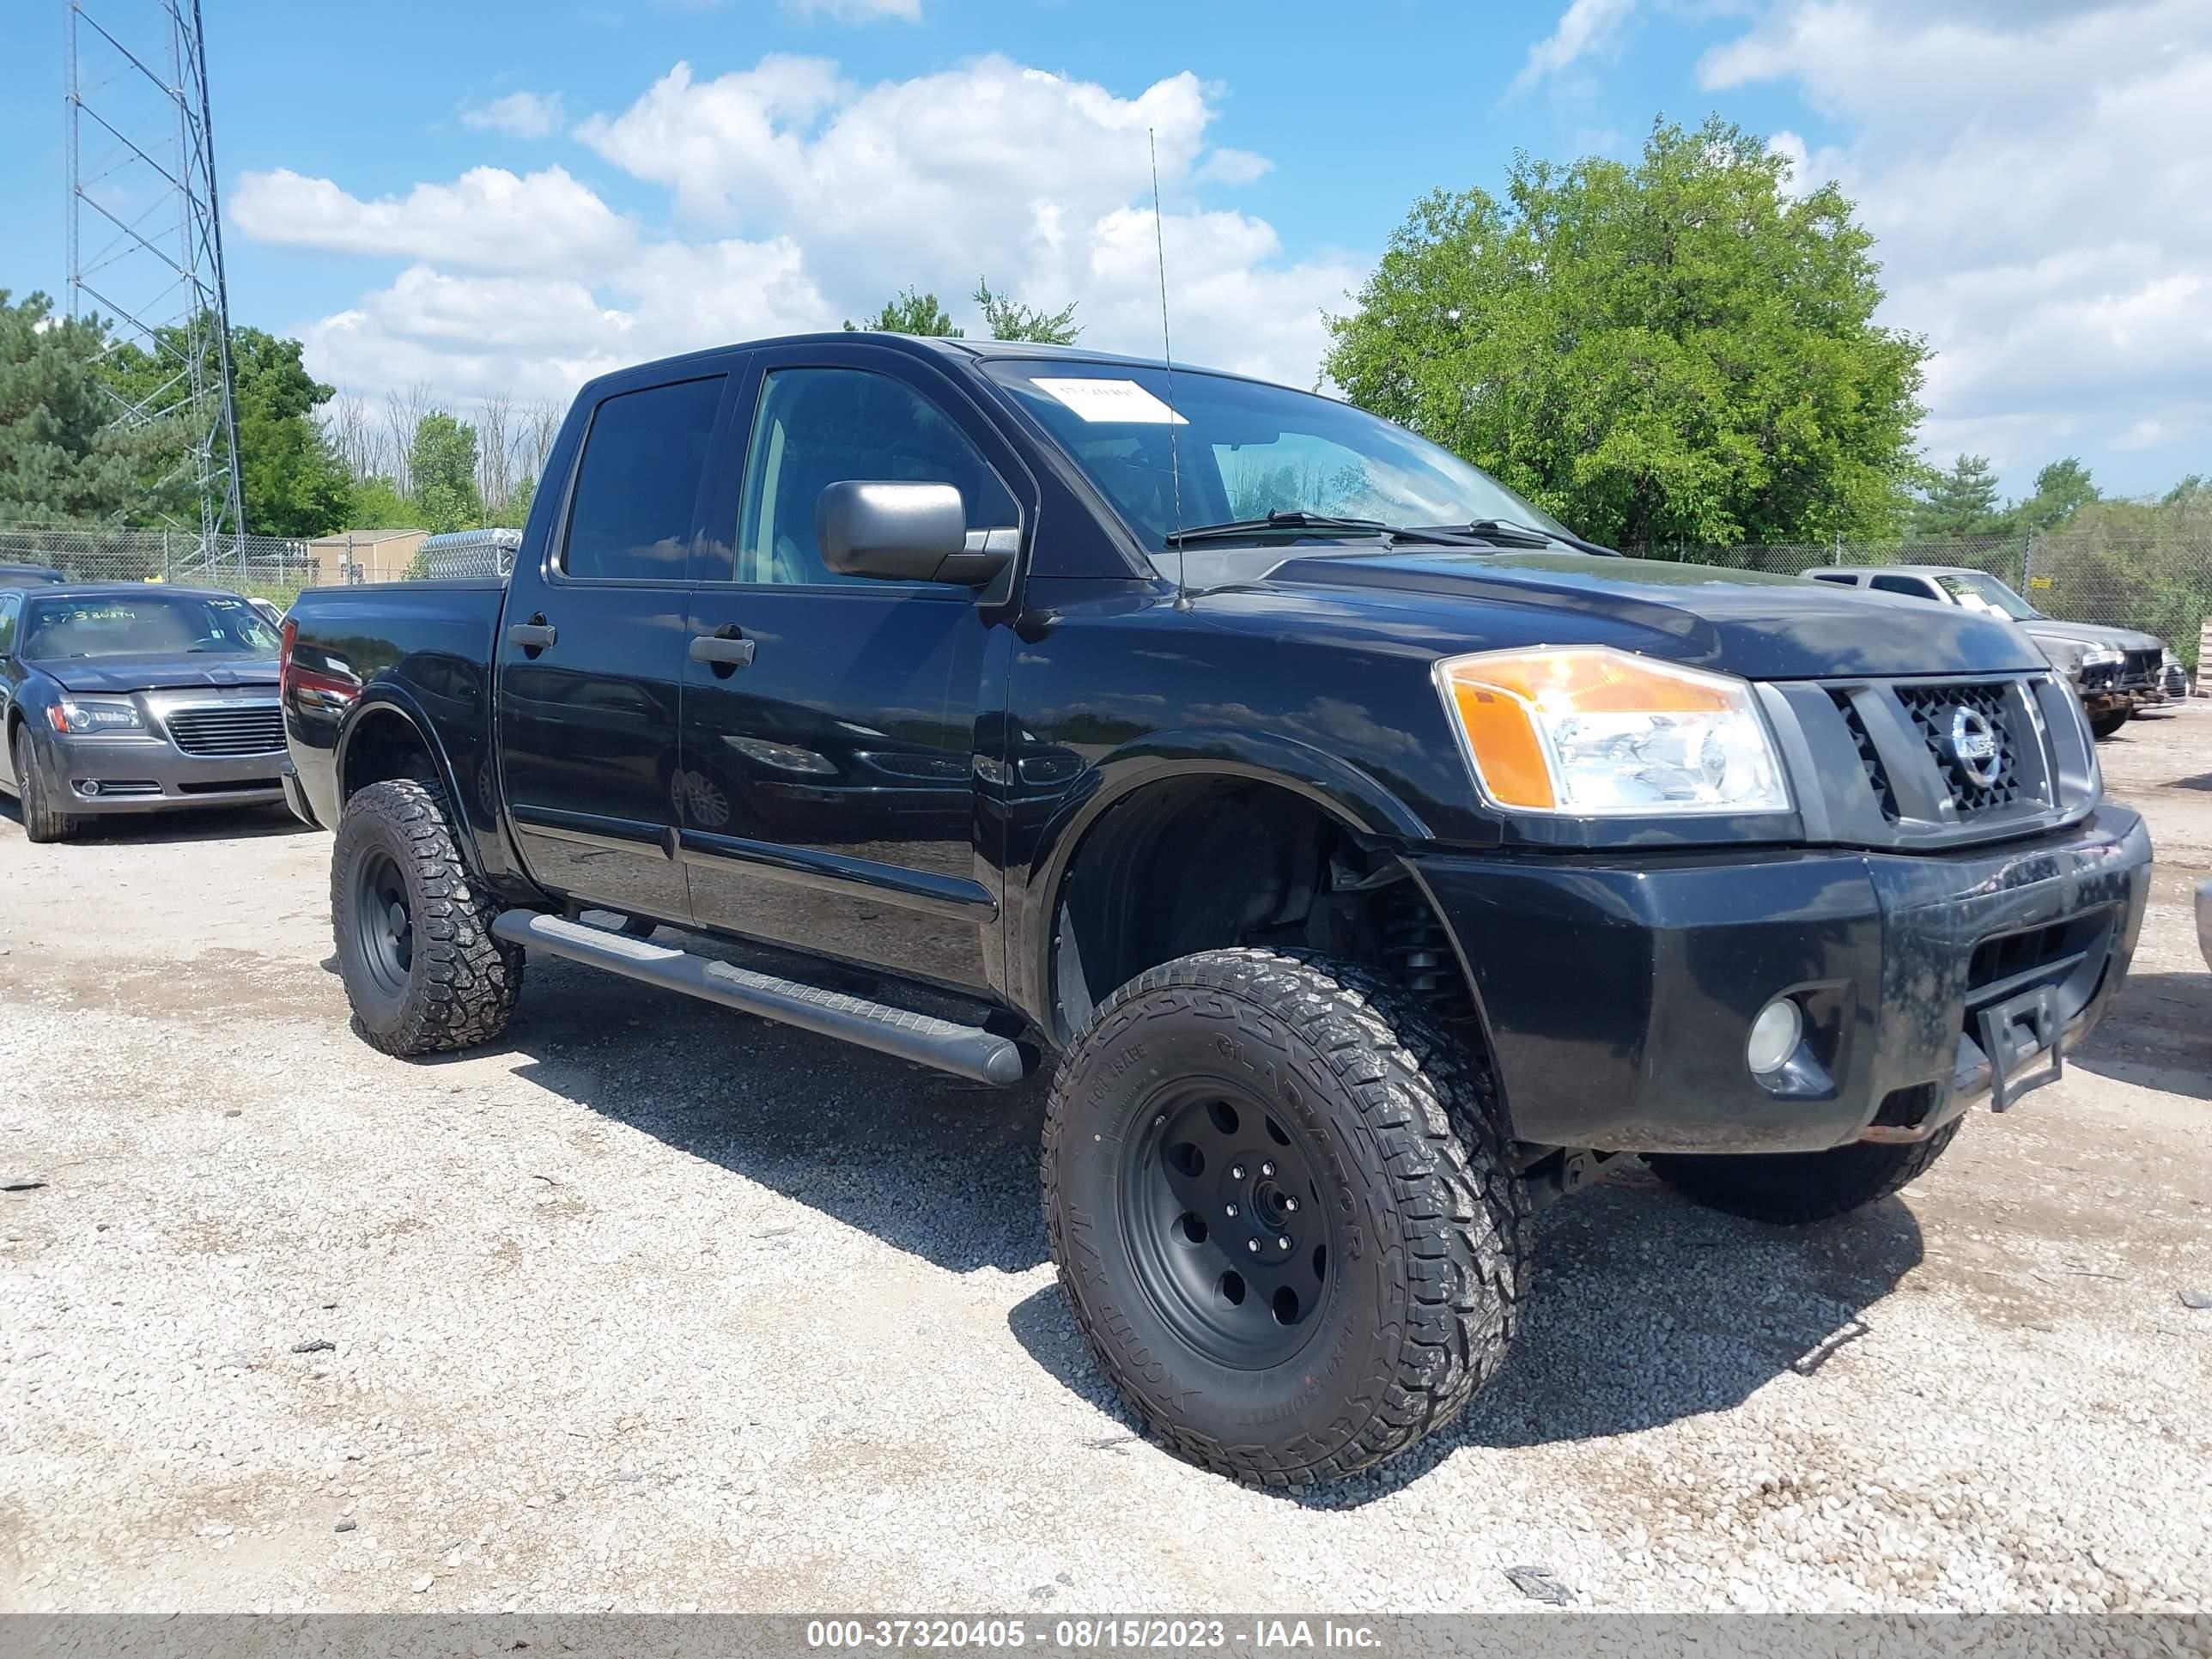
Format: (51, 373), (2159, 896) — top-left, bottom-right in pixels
(166, 704), (285, 757)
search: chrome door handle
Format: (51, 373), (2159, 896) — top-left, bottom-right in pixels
(689, 634), (755, 668)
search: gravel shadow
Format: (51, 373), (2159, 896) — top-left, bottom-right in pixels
(2071, 969), (2212, 1102)
(500, 946), (1051, 1274)
(1008, 1174), (1923, 1506)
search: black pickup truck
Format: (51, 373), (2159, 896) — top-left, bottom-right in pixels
(282, 333), (2151, 1487)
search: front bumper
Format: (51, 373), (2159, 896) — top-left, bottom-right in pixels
(40, 731), (288, 815)
(1412, 805), (2151, 1155)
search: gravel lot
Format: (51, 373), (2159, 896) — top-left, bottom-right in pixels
(3, 708), (2209, 1615)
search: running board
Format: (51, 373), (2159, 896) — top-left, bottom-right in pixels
(490, 911), (1030, 1086)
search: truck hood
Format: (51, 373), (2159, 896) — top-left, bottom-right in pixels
(28, 653), (280, 694)
(1258, 550), (2049, 680)
(2014, 617), (2164, 653)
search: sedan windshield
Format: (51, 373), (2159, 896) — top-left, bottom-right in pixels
(21, 592), (281, 659)
(986, 362), (1568, 562)
(1931, 571), (2040, 621)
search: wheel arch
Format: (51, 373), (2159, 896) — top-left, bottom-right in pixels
(1028, 741), (1504, 1095)
(336, 690), (468, 825)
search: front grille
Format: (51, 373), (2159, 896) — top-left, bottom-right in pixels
(2123, 648), (2160, 686)
(1893, 680), (2022, 818)
(1830, 690), (1899, 822)
(166, 704), (284, 757)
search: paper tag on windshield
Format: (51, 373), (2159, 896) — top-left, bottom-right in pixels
(1032, 377), (1188, 425)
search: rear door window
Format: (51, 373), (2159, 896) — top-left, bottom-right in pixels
(560, 376), (726, 581)
(1870, 575), (1939, 599)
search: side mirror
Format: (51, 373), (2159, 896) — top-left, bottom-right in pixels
(815, 481), (1016, 586)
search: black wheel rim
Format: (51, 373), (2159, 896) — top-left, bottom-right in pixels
(1121, 1079), (1336, 1369)
(352, 848), (415, 999)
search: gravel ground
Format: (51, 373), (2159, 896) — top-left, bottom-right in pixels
(2, 708), (2209, 1614)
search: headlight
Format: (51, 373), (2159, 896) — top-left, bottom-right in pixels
(2080, 645), (2124, 667)
(45, 697), (145, 735)
(1435, 647), (1790, 816)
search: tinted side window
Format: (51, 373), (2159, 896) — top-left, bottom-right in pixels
(732, 368), (1018, 586)
(561, 376), (726, 581)
(1869, 574), (1937, 599)
(1808, 572), (1857, 586)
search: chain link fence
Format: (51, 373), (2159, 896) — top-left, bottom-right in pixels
(0, 524), (521, 601)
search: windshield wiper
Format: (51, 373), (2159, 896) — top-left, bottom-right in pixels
(1163, 511), (1395, 547)
(1468, 519), (1624, 556)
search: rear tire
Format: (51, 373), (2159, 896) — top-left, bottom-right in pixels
(12, 725), (75, 843)
(1644, 1121), (1963, 1224)
(1043, 947), (1528, 1487)
(331, 778), (522, 1056)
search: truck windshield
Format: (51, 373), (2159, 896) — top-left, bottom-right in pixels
(985, 361), (1568, 562)
(21, 592), (280, 659)
(1932, 571), (2040, 621)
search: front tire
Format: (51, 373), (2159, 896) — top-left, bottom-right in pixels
(2088, 708), (2131, 740)
(331, 778), (522, 1056)
(12, 725), (75, 843)
(1043, 948), (1527, 1487)
(1644, 1120), (1963, 1224)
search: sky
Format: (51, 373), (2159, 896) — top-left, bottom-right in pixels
(4, 0), (2208, 502)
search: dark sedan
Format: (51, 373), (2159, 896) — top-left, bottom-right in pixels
(0, 584), (289, 842)
(0, 562), (67, 586)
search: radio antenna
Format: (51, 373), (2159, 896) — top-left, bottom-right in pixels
(1149, 128), (1191, 611)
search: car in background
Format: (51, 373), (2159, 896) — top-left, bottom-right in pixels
(2160, 650), (2190, 702)
(0, 584), (289, 842)
(0, 562), (67, 586)
(1809, 564), (2165, 738)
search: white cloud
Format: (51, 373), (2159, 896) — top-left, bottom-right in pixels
(783, 0), (921, 20)
(1194, 147), (1273, 186)
(255, 56), (1351, 405)
(1511, 0), (1638, 94)
(1700, 0), (2212, 490)
(231, 165), (633, 272)
(459, 90), (565, 138)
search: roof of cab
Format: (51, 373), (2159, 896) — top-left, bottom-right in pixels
(575, 330), (1280, 398)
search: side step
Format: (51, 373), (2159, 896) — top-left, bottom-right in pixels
(491, 911), (1030, 1087)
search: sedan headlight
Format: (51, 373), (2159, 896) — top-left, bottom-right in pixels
(45, 697), (145, 735)
(1435, 646), (1790, 816)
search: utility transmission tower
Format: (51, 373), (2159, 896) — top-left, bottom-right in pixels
(65, 0), (246, 568)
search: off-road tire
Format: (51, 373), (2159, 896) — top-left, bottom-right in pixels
(2088, 708), (2131, 741)
(331, 778), (522, 1056)
(1043, 946), (1528, 1487)
(1644, 1120), (1963, 1224)
(12, 725), (75, 843)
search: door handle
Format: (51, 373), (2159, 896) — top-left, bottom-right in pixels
(689, 631), (756, 669)
(507, 620), (557, 651)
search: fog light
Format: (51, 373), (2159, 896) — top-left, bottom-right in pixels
(78, 779), (101, 797)
(1747, 997), (1803, 1075)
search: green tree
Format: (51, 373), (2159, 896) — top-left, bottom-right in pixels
(1323, 117), (1927, 548)
(2010, 457), (2099, 533)
(99, 319), (354, 537)
(408, 411), (482, 532)
(973, 278), (1081, 344)
(228, 327), (352, 537)
(0, 290), (179, 525)
(1912, 453), (2005, 537)
(844, 289), (962, 337)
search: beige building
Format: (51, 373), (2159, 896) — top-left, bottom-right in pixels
(302, 528), (429, 586)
